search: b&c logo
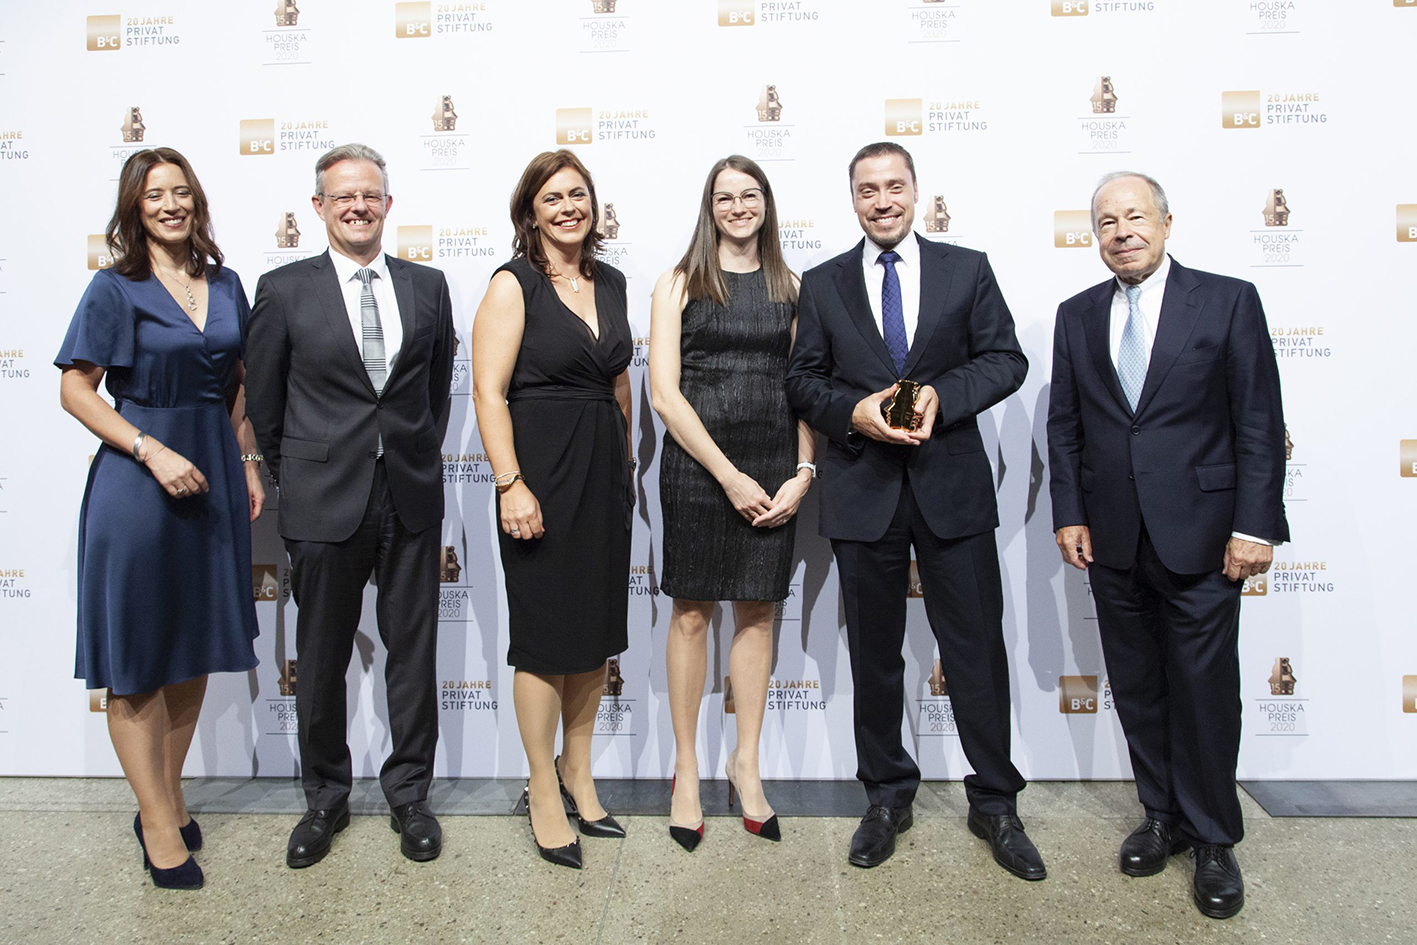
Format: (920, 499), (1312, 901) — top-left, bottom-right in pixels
(1404, 676), (1417, 712)
(1058, 675), (1099, 713)
(279, 659), (298, 697)
(275, 0), (300, 26)
(120, 107), (145, 143)
(924, 196), (950, 234)
(396, 1), (432, 37)
(87, 15), (122, 50)
(884, 99), (923, 136)
(240, 119), (276, 156)
(1054, 211), (1092, 248)
(1222, 90), (1262, 129)
(756, 85), (784, 122)
(1090, 76), (1117, 114)
(595, 203), (620, 240)
(1400, 440), (1417, 478)
(602, 657), (625, 698)
(556, 108), (593, 145)
(433, 95), (458, 131)
(252, 564), (278, 601)
(276, 212), (301, 248)
(439, 546), (462, 583)
(1052, 0), (1088, 13)
(397, 225), (434, 262)
(87, 235), (116, 271)
(89, 691), (108, 712)
(719, 0), (755, 26)
(1397, 205), (1417, 243)
(1268, 657), (1297, 695)
(1241, 574), (1268, 596)
(929, 659), (949, 697)
(1263, 189), (1291, 227)
(907, 559), (924, 598)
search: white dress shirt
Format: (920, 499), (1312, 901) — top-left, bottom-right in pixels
(1108, 254), (1273, 547)
(862, 232), (922, 348)
(328, 248), (404, 372)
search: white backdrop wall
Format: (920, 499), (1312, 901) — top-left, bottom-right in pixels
(2, 0), (1415, 781)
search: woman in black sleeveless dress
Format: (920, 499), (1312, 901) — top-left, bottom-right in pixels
(649, 156), (815, 849)
(472, 151), (632, 869)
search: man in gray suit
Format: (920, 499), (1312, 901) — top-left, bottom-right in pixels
(246, 143), (455, 868)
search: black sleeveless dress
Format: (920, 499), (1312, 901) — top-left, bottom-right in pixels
(495, 257), (633, 674)
(659, 269), (797, 602)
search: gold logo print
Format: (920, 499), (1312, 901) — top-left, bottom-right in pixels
(279, 659), (298, 697)
(885, 99), (923, 136)
(120, 106), (145, 143)
(1397, 205), (1417, 243)
(240, 119), (276, 156)
(1397, 0), (1416, 7)
(556, 107), (593, 145)
(1052, 0), (1088, 13)
(1401, 440), (1417, 478)
(592, 0), (618, 10)
(439, 546), (462, 583)
(1268, 657), (1297, 695)
(396, 1), (432, 38)
(397, 225), (433, 262)
(929, 659), (949, 697)
(907, 559), (924, 598)
(1090, 76), (1118, 114)
(276, 212), (301, 249)
(756, 85), (784, 122)
(86, 15), (122, 51)
(1263, 189), (1291, 227)
(719, 0), (755, 26)
(433, 95), (458, 132)
(1241, 574), (1267, 596)
(595, 203), (620, 240)
(275, 0), (300, 26)
(1059, 675), (1098, 713)
(1404, 676), (1417, 712)
(602, 657), (625, 697)
(1284, 425), (1293, 461)
(87, 235), (116, 271)
(1222, 90), (1262, 130)
(252, 564), (279, 601)
(1053, 210), (1092, 248)
(723, 675), (736, 714)
(924, 195), (950, 234)
(89, 691), (108, 712)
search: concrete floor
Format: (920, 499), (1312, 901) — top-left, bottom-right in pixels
(0, 779), (1410, 945)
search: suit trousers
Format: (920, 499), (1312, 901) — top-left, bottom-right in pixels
(286, 460), (440, 810)
(831, 476), (1025, 814)
(1088, 525), (1244, 846)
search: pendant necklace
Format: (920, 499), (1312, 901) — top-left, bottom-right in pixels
(550, 265), (581, 293)
(158, 268), (199, 312)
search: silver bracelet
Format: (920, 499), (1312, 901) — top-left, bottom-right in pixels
(240, 454), (264, 463)
(132, 432), (147, 462)
(796, 461), (817, 479)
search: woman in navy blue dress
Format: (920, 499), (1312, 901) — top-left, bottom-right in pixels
(56, 149), (263, 890)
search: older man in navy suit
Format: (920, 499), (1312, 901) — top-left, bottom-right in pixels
(1047, 171), (1287, 919)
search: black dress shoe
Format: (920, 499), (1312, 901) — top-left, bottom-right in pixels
(522, 787), (583, 869)
(286, 804), (350, 869)
(1191, 844), (1245, 919)
(555, 755), (626, 839)
(1119, 818), (1187, 877)
(848, 804), (913, 868)
(967, 809), (1047, 881)
(390, 801), (442, 862)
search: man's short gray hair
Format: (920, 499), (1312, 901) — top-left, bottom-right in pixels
(315, 143), (389, 196)
(1091, 171), (1168, 231)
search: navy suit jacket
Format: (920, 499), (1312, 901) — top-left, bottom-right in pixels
(785, 234), (1027, 543)
(1047, 258), (1288, 574)
(246, 250), (455, 543)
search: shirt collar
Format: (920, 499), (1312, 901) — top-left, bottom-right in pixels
(329, 247), (390, 284)
(865, 231), (920, 269)
(1114, 253), (1171, 301)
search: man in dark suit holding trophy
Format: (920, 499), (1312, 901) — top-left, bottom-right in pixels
(786, 142), (1042, 879)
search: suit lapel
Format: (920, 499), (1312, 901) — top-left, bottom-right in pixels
(832, 239), (898, 377)
(1084, 279), (1131, 414)
(902, 235), (955, 378)
(1133, 260), (1202, 417)
(309, 251), (375, 395)
(385, 254), (418, 383)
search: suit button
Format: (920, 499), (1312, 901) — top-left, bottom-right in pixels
(1129, 474), (1135, 481)
(377, 401), (385, 410)
(1131, 426), (1140, 435)
(368, 450), (378, 459)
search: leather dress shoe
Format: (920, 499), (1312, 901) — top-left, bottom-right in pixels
(848, 804), (913, 868)
(1191, 844), (1245, 919)
(1119, 818), (1188, 877)
(286, 804), (350, 869)
(390, 801), (442, 862)
(967, 809), (1047, 881)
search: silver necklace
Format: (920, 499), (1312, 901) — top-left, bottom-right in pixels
(157, 268), (198, 312)
(550, 265), (581, 293)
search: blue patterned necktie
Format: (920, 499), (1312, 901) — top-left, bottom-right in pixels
(879, 250), (907, 375)
(1116, 283), (1148, 412)
(356, 267), (387, 456)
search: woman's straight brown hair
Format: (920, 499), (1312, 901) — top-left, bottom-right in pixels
(508, 149), (603, 282)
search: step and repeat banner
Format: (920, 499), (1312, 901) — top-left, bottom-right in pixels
(2, 1), (1415, 781)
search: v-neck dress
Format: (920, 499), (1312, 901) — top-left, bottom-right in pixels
(55, 266), (260, 695)
(494, 256), (632, 674)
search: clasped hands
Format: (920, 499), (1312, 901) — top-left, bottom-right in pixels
(1054, 525), (1273, 583)
(722, 467), (812, 528)
(851, 382), (939, 445)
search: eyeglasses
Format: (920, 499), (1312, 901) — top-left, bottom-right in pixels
(320, 192), (387, 208)
(712, 189), (764, 210)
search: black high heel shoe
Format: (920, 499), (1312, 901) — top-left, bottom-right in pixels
(133, 813), (205, 889)
(555, 754), (626, 839)
(521, 787), (583, 869)
(668, 774), (705, 852)
(179, 816), (203, 852)
(726, 751), (781, 842)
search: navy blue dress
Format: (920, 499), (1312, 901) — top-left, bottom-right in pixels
(56, 266), (260, 695)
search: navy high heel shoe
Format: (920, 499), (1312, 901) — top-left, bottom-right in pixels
(179, 817), (202, 852)
(133, 813), (204, 889)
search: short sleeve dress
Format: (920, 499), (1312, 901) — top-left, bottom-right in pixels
(494, 257), (633, 675)
(56, 266), (260, 695)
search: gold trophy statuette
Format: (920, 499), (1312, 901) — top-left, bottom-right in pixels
(882, 380), (921, 430)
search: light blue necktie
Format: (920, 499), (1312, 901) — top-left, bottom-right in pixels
(879, 251), (907, 375)
(1116, 284), (1148, 412)
(356, 268), (387, 456)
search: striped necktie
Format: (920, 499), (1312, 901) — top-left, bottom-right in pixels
(356, 267), (386, 456)
(1116, 283), (1148, 412)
